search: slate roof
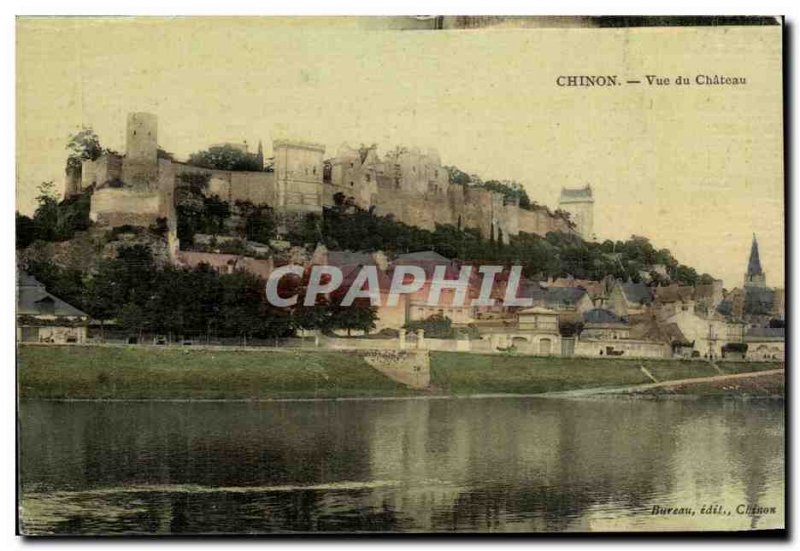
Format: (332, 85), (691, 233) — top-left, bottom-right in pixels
(628, 316), (665, 342)
(747, 234), (763, 276)
(654, 285), (695, 303)
(17, 271), (88, 318)
(559, 185), (593, 201)
(583, 308), (625, 325)
(620, 282), (653, 305)
(527, 286), (588, 307)
(17, 271), (44, 289)
(662, 322), (692, 346)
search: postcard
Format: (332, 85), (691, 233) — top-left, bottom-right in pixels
(16, 16), (785, 535)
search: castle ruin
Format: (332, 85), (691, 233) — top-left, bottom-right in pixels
(558, 184), (594, 240)
(68, 113), (580, 246)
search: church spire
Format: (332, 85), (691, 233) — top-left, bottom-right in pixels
(744, 233), (766, 288)
(747, 233), (763, 276)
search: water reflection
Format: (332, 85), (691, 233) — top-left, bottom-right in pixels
(19, 398), (784, 534)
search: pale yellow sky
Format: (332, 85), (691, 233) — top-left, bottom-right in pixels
(16, 17), (784, 288)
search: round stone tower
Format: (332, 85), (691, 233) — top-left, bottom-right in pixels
(122, 112), (158, 191)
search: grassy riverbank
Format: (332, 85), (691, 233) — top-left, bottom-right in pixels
(17, 345), (783, 400)
(17, 345), (416, 400)
(429, 352), (780, 395)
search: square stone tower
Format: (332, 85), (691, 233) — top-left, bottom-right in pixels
(273, 139), (325, 213)
(558, 184), (594, 240)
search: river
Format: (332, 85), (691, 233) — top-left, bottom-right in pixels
(18, 397), (784, 534)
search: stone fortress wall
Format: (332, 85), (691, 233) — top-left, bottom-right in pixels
(323, 143), (576, 241)
(75, 113), (580, 243)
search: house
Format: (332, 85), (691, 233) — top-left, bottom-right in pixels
(581, 308), (630, 340)
(475, 306), (561, 355)
(519, 281), (594, 324)
(17, 271), (90, 344)
(628, 315), (694, 357)
(391, 251), (480, 327)
(174, 250), (274, 279)
(574, 309), (669, 359)
(337, 263), (406, 332)
(664, 307), (746, 360)
(607, 280), (653, 317)
(744, 327), (785, 361)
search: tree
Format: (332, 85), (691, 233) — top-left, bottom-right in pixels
(329, 296), (378, 336)
(188, 145), (262, 171)
(671, 264), (700, 287)
(22, 182), (93, 244)
(698, 273), (716, 285)
(16, 213), (36, 249)
(483, 179), (532, 209)
(405, 314), (455, 339)
(218, 270), (267, 343)
(157, 147), (175, 161)
(236, 201), (277, 244)
(175, 173), (210, 244)
(31, 181), (60, 241)
(444, 165), (472, 186)
(66, 128), (103, 170)
(118, 302), (148, 340)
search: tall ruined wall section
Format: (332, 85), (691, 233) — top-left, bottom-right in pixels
(351, 181), (574, 242)
(517, 205), (573, 236)
(172, 163), (276, 206)
(369, 180), (458, 230)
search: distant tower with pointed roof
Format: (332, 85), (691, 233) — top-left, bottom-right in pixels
(743, 233), (767, 288)
(256, 140), (264, 171)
